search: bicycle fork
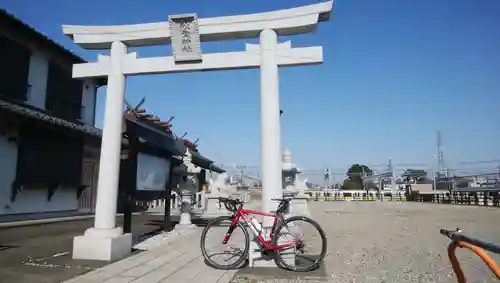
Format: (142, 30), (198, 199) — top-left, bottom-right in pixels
(222, 216), (239, 244)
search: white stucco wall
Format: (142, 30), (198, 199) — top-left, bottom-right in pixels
(24, 50), (97, 126)
(3, 25), (98, 124)
(81, 80), (97, 126)
(0, 135), (78, 215)
(26, 52), (49, 109)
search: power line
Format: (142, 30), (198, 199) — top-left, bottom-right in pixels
(458, 160), (500, 165)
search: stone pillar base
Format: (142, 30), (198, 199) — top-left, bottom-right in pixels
(179, 212), (192, 225)
(72, 227), (132, 261)
(248, 240), (276, 268)
(179, 193), (193, 225)
(175, 223), (197, 231)
(247, 228), (296, 268)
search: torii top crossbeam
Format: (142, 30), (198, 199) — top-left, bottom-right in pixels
(63, 1), (333, 49)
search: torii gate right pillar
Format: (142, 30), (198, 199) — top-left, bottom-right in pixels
(259, 29), (283, 222)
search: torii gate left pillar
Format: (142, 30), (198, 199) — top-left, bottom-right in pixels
(64, 1), (333, 261)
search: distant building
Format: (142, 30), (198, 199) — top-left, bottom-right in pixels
(468, 175), (499, 188)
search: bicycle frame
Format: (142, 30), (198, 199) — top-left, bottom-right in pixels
(447, 241), (500, 283)
(223, 207), (296, 251)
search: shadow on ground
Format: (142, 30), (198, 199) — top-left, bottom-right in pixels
(231, 263), (329, 282)
(0, 214), (166, 283)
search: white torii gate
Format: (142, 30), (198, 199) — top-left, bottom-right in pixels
(64, 1), (333, 261)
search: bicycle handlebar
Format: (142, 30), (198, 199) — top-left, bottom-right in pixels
(271, 198), (294, 203)
(215, 197), (293, 214)
(440, 228), (500, 255)
(217, 197), (244, 212)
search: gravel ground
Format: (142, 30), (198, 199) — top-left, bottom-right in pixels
(233, 201), (500, 283)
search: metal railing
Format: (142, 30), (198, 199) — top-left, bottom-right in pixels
(412, 189), (500, 207)
(309, 190), (407, 201)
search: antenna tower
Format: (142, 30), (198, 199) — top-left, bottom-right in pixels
(437, 130), (447, 178)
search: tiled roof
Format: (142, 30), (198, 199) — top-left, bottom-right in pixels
(0, 9), (85, 64)
(0, 9), (107, 86)
(123, 108), (224, 172)
(123, 109), (201, 152)
(0, 99), (224, 172)
(209, 164), (225, 174)
(124, 118), (184, 156)
(0, 98), (102, 138)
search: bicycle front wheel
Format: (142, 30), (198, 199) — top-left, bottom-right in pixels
(200, 216), (249, 269)
(272, 216), (327, 272)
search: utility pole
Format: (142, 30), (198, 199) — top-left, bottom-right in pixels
(324, 167), (329, 191)
(388, 157), (396, 191)
(236, 164), (246, 184)
(496, 165), (500, 184)
(330, 168), (335, 192)
(361, 166), (365, 191)
(432, 164), (437, 191)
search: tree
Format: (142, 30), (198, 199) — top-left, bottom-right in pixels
(402, 169), (428, 184)
(364, 179), (379, 190)
(341, 179), (359, 190)
(345, 164), (373, 190)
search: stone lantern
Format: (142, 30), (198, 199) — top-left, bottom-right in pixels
(176, 148), (201, 226)
(282, 149), (299, 197)
(280, 149), (309, 216)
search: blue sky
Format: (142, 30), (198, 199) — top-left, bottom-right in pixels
(3, 0), (500, 173)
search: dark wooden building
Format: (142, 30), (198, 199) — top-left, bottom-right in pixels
(0, 9), (103, 219)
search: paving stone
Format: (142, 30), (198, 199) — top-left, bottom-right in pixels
(102, 276), (136, 283)
(159, 256), (206, 282)
(129, 252), (199, 283)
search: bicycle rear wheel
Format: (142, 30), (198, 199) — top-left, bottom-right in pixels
(200, 216), (249, 269)
(272, 215), (327, 272)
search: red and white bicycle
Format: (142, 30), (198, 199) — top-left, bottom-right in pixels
(200, 197), (327, 271)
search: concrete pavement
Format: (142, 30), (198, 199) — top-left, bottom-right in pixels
(63, 227), (237, 283)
